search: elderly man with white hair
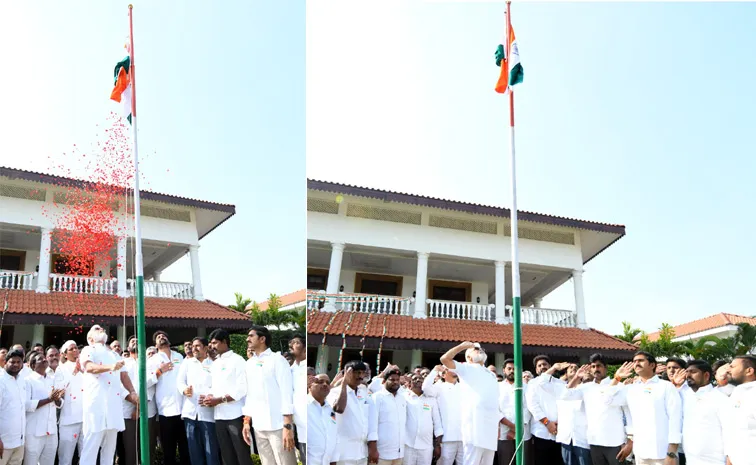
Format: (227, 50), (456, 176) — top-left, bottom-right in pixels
(53, 340), (85, 465)
(79, 325), (138, 465)
(440, 341), (500, 465)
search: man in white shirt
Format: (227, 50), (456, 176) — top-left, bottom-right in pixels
(422, 365), (463, 465)
(0, 350), (27, 465)
(562, 355), (632, 465)
(369, 368), (407, 465)
(404, 374), (443, 465)
(125, 336), (160, 460)
(724, 355), (756, 465)
(54, 341), (85, 465)
(45, 346), (60, 376)
(327, 361), (374, 465)
(307, 374), (339, 465)
(177, 337), (220, 465)
(666, 359), (728, 465)
(712, 360), (735, 397)
(242, 325), (297, 465)
(289, 335), (308, 464)
(498, 359), (533, 465)
(80, 325), (138, 465)
(610, 351), (682, 465)
(119, 336), (155, 465)
(9, 345), (32, 380)
(553, 365), (590, 465)
(439, 342), (499, 465)
(203, 329), (252, 465)
(149, 330), (190, 465)
(525, 355), (565, 465)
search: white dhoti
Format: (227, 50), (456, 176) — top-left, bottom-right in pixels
(402, 446), (433, 465)
(462, 443), (495, 465)
(23, 434), (58, 465)
(58, 423), (84, 465)
(437, 441), (464, 465)
(81, 429), (118, 465)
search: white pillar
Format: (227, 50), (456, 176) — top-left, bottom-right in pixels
(32, 324), (45, 346)
(316, 345), (331, 374)
(36, 228), (52, 293)
(572, 269), (588, 329)
(324, 243), (345, 312)
(495, 352), (506, 375)
(153, 270), (162, 282)
(189, 245), (204, 301)
(495, 260), (507, 324)
(413, 252), (429, 319)
(533, 297), (542, 308)
(197, 327), (206, 337)
(117, 236), (128, 297)
(411, 349), (422, 369)
(117, 325), (126, 348)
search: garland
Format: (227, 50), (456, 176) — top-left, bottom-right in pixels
(337, 309), (358, 370)
(358, 311), (374, 359)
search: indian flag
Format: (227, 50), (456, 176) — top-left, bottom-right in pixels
(495, 13), (523, 94)
(110, 42), (132, 124)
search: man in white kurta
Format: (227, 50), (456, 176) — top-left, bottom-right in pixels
(404, 375), (443, 465)
(289, 336), (308, 464)
(24, 352), (63, 465)
(440, 342), (499, 465)
(724, 355), (756, 465)
(369, 369), (407, 465)
(422, 366), (463, 465)
(498, 359), (533, 465)
(80, 325), (137, 465)
(54, 341), (85, 465)
(0, 350), (28, 465)
(327, 361), (375, 465)
(307, 375), (339, 465)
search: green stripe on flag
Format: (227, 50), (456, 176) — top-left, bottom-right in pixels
(509, 63), (523, 86)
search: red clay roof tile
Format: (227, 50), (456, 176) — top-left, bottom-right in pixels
(643, 313), (756, 342)
(253, 289), (306, 312)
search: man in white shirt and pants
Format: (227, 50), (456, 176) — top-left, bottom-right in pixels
(24, 352), (64, 465)
(525, 355), (565, 465)
(440, 342), (499, 465)
(307, 374), (340, 465)
(242, 325), (297, 465)
(0, 350), (28, 465)
(422, 365), (463, 465)
(404, 374), (443, 465)
(498, 358), (533, 465)
(54, 341), (85, 465)
(554, 365), (590, 465)
(80, 325), (138, 465)
(289, 336), (308, 464)
(609, 351), (682, 465)
(724, 355), (756, 465)
(327, 361), (374, 465)
(369, 368), (407, 465)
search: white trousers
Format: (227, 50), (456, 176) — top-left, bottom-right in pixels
(24, 434), (58, 465)
(81, 429), (118, 465)
(437, 442), (464, 465)
(337, 460), (368, 465)
(254, 429), (299, 465)
(462, 444), (495, 465)
(403, 446), (433, 465)
(58, 423), (84, 465)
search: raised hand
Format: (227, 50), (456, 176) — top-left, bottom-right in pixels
(614, 362), (634, 380)
(575, 364), (591, 377)
(671, 369), (688, 388)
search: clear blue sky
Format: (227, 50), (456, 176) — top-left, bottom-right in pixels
(307, 1), (756, 335)
(0, 1), (304, 305)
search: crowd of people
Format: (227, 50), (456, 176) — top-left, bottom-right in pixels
(306, 341), (755, 465)
(0, 325), (308, 465)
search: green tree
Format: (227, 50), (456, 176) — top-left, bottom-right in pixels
(615, 321), (642, 343)
(247, 293), (302, 331)
(228, 292), (252, 313)
(734, 323), (756, 355)
(679, 336), (719, 361)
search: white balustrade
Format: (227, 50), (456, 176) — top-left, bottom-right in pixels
(50, 273), (116, 295)
(427, 299), (495, 321)
(507, 306), (578, 327)
(306, 290), (412, 315)
(127, 279), (194, 299)
(0, 270), (37, 290)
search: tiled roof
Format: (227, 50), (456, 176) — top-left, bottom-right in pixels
(643, 313), (756, 342)
(250, 289), (306, 312)
(5, 290), (249, 321)
(308, 179), (626, 235)
(307, 311), (637, 351)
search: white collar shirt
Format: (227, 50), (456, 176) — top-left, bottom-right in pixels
(19, 365), (33, 380)
(209, 350), (247, 420)
(176, 357), (215, 422)
(122, 358), (139, 419)
(678, 384), (728, 465)
(560, 378), (630, 447)
(370, 388), (407, 460)
(422, 372), (463, 443)
(526, 373), (564, 441)
(327, 383), (373, 461)
(307, 394), (340, 465)
(452, 362), (500, 451)
(80, 344), (126, 435)
(716, 384), (735, 397)
(499, 380), (532, 441)
(0, 371), (27, 449)
(149, 350), (185, 417)
(25, 371), (60, 438)
(53, 361), (84, 426)
(242, 348), (294, 431)
(724, 381), (756, 465)
(291, 360), (308, 442)
(554, 383), (589, 449)
(405, 391), (443, 450)
(610, 375), (682, 461)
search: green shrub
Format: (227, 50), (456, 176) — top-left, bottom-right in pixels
(230, 331), (300, 359)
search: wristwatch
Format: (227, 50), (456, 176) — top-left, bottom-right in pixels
(666, 452), (678, 459)
(283, 424), (293, 430)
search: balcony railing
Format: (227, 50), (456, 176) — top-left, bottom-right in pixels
(503, 305), (578, 327)
(50, 273), (117, 295)
(0, 270), (37, 290)
(307, 290), (413, 316)
(427, 299), (495, 321)
(128, 279), (194, 299)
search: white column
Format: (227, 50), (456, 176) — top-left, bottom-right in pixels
(197, 327), (206, 337)
(495, 352), (506, 375)
(495, 260), (506, 324)
(153, 270), (162, 282)
(533, 297), (542, 308)
(324, 243), (345, 312)
(189, 245), (204, 301)
(117, 236), (128, 297)
(117, 325), (126, 348)
(413, 252), (429, 319)
(572, 269), (588, 329)
(411, 349), (422, 369)
(316, 345), (331, 374)
(32, 324), (45, 346)
(36, 228), (52, 293)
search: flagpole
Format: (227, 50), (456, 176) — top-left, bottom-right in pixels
(127, 5), (150, 465)
(506, 3), (524, 465)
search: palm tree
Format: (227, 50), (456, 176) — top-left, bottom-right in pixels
(679, 336), (719, 361)
(615, 321), (642, 343)
(247, 293), (301, 331)
(734, 323), (756, 355)
(228, 292), (252, 313)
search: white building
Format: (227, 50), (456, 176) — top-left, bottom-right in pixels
(643, 312), (756, 343)
(306, 180), (636, 376)
(0, 166), (249, 349)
